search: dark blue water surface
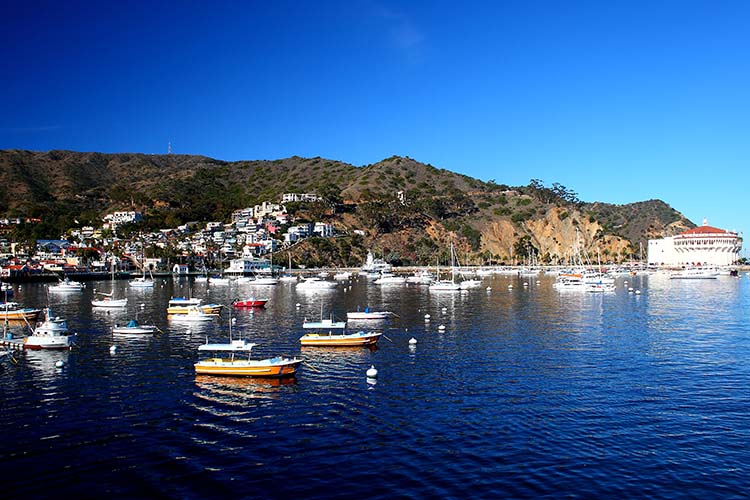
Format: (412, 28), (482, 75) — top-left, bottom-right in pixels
(2, 273), (750, 499)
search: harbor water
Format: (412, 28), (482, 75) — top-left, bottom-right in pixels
(2, 272), (750, 498)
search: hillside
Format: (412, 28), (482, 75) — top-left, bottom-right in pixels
(0, 149), (695, 265)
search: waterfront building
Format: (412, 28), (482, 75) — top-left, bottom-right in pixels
(648, 220), (742, 267)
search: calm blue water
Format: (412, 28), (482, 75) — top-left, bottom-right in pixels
(2, 273), (750, 499)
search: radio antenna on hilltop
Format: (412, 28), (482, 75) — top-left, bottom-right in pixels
(168, 141), (172, 155)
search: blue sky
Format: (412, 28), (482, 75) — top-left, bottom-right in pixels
(1, 1), (748, 250)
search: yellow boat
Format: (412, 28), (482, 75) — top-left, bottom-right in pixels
(194, 339), (302, 377)
(0, 304), (43, 324)
(167, 303), (223, 315)
(299, 330), (382, 347)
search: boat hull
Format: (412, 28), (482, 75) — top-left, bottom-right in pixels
(233, 299), (268, 308)
(194, 359), (302, 377)
(113, 326), (157, 335)
(167, 304), (223, 315)
(0, 309), (42, 324)
(299, 332), (382, 347)
(24, 335), (75, 350)
(346, 312), (391, 320)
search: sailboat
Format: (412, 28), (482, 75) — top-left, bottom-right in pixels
(429, 243), (461, 292)
(113, 309), (159, 335)
(252, 251), (279, 285)
(279, 253), (297, 282)
(130, 249), (155, 288)
(92, 291), (128, 308)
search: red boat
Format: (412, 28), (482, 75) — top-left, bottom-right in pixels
(232, 298), (269, 308)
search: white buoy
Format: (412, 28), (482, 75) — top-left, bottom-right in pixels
(140, 303), (145, 308)
(486, 286), (492, 291)
(296, 303), (301, 308)
(442, 307), (447, 313)
(55, 360), (65, 368)
(366, 365), (378, 378)
(110, 345), (117, 354)
(231, 317), (237, 323)
(628, 287), (634, 293)
(635, 290), (641, 295)
(508, 284), (513, 289)
(424, 314), (431, 320)
(523, 282), (529, 287)
(438, 324), (446, 331)
(408, 337), (417, 345)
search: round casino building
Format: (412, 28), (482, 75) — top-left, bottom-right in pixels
(648, 219), (743, 267)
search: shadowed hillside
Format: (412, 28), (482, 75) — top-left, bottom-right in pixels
(0, 149), (695, 264)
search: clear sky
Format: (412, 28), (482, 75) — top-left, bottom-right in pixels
(1, 1), (748, 250)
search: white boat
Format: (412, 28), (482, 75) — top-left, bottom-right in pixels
(92, 289), (127, 308)
(250, 276), (279, 285)
(168, 297), (202, 307)
(91, 296), (128, 308)
(429, 280), (461, 292)
(374, 272), (406, 284)
(48, 278), (84, 292)
(113, 319), (158, 335)
(346, 309), (393, 320)
(360, 250), (392, 274)
(129, 276), (155, 288)
(303, 316), (347, 329)
(168, 306), (217, 322)
(553, 272), (586, 290)
(459, 279), (482, 289)
(24, 308), (76, 350)
(669, 268), (719, 279)
(208, 275), (231, 285)
(406, 270), (434, 283)
(279, 254), (298, 282)
(296, 277), (338, 290)
(429, 242), (462, 292)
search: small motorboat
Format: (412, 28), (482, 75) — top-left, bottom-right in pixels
(296, 277), (338, 290)
(48, 278), (84, 292)
(24, 307), (76, 350)
(232, 298), (269, 308)
(168, 297), (202, 307)
(346, 308), (394, 320)
(167, 303), (223, 315)
(302, 316), (346, 329)
(299, 330), (382, 347)
(194, 338), (302, 377)
(168, 306), (217, 322)
(113, 319), (158, 335)
(92, 291), (127, 308)
(0, 303), (42, 324)
(129, 276), (155, 288)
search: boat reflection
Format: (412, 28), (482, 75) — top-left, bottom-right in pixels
(25, 349), (70, 379)
(195, 374), (296, 389)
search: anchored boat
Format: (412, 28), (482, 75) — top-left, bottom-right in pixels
(195, 339), (302, 377)
(299, 330), (382, 347)
(24, 307), (76, 350)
